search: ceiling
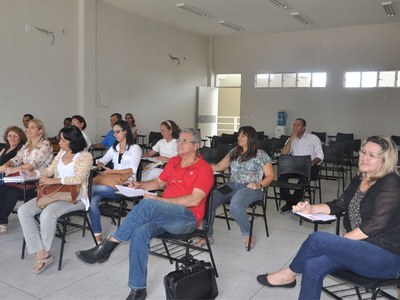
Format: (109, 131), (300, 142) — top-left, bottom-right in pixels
(101, 0), (400, 37)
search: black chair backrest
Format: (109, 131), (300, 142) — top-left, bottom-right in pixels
(336, 132), (354, 142)
(277, 154), (311, 179)
(220, 133), (237, 145)
(210, 135), (221, 148)
(136, 160), (144, 181)
(330, 141), (353, 157)
(216, 143), (235, 159)
(203, 190), (214, 232)
(311, 131), (326, 144)
(256, 131), (265, 141)
(352, 139), (361, 152)
(322, 145), (345, 164)
(258, 139), (271, 156)
(272, 137), (285, 152)
(200, 147), (223, 164)
(148, 131), (163, 147)
(391, 135), (400, 146)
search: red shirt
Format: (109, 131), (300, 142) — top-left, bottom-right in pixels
(159, 155), (214, 225)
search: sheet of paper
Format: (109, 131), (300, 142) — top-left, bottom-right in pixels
(1, 176), (40, 183)
(141, 157), (161, 162)
(293, 211), (337, 222)
(115, 185), (157, 197)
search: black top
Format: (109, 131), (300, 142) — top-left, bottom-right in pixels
(0, 143), (23, 166)
(327, 173), (400, 255)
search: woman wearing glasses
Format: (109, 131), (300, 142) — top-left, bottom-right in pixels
(257, 136), (400, 300)
(90, 120), (142, 243)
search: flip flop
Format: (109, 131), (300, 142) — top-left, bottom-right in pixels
(196, 237), (214, 247)
(244, 236), (255, 249)
(33, 254), (55, 274)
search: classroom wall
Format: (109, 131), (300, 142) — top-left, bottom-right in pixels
(213, 22), (400, 140)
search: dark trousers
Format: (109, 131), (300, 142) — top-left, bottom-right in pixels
(279, 165), (319, 206)
(0, 185), (36, 224)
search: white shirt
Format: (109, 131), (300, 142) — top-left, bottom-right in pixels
(152, 139), (178, 158)
(81, 130), (91, 151)
(289, 132), (324, 162)
(100, 144), (142, 177)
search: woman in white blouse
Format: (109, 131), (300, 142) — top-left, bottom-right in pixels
(141, 120), (180, 181)
(90, 120), (142, 243)
(18, 125), (92, 274)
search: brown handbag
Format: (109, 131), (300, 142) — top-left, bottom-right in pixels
(36, 184), (80, 209)
(92, 169), (132, 189)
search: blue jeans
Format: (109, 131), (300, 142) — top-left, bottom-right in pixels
(206, 182), (263, 236)
(289, 231), (400, 300)
(89, 184), (122, 234)
(112, 198), (197, 289)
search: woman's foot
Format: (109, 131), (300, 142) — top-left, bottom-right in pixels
(244, 236), (255, 249)
(33, 251), (54, 274)
(0, 224), (8, 234)
(196, 236), (214, 247)
(257, 268), (296, 287)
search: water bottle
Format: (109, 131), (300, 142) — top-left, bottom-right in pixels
(277, 110), (287, 126)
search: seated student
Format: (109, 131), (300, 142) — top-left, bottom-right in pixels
(89, 120), (142, 243)
(76, 128), (214, 300)
(71, 115), (91, 150)
(18, 125), (92, 274)
(22, 113), (34, 130)
(0, 126), (27, 166)
(91, 113), (122, 149)
(257, 136), (400, 300)
(141, 120), (180, 181)
(125, 113), (138, 141)
(49, 117), (72, 145)
(203, 126), (274, 249)
(0, 119), (53, 234)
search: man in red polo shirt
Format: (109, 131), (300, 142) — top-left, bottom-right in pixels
(76, 128), (214, 300)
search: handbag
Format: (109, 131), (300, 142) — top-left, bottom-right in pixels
(36, 184), (80, 208)
(164, 257), (218, 300)
(92, 169), (132, 189)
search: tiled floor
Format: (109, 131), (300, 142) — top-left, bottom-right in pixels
(0, 177), (397, 300)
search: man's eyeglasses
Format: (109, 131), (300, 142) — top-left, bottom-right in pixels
(177, 139), (195, 144)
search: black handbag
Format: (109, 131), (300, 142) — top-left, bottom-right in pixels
(164, 257), (218, 300)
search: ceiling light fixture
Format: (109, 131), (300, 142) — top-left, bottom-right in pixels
(269, 0), (288, 10)
(176, 3), (214, 18)
(218, 20), (245, 32)
(290, 12), (311, 26)
(381, 1), (396, 17)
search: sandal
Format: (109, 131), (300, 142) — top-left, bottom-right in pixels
(244, 236), (255, 250)
(33, 254), (54, 274)
(196, 237), (214, 247)
(0, 224), (8, 234)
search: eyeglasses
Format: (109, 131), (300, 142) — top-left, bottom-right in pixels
(177, 138), (195, 144)
(359, 149), (381, 160)
(113, 129), (125, 135)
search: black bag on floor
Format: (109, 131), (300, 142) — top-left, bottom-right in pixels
(164, 257), (218, 300)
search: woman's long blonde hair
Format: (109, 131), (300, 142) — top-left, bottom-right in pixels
(359, 135), (399, 183)
(27, 119), (47, 147)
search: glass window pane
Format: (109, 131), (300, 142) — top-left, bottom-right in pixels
(283, 73), (296, 87)
(269, 73), (282, 87)
(216, 74), (241, 87)
(345, 72), (361, 88)
(378, 71), (396, 87)
(255, 74), (269, 88)
(312, 72), (327, 87)
(361, 71), (377, 88)
(298, 73), (311, 87)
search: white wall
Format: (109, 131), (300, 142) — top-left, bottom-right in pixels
(214, 22), (400, 140)
(95, 2), (209, 142)
(0, 0), (79, 137)
(0, 0), (209, 143)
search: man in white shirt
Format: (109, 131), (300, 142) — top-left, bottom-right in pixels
(279, 118), (324, 212)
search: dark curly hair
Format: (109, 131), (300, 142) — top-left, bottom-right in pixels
(3, 126), (27, 146)
(59, 125), (87, 153)
(71, 115), (87, 130)
(160, 120), (180, 139)
(229, 126), (258, 163)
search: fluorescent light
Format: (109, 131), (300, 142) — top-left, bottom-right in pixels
(290, 12), (311, 26)
(269, 0), (288, 10)
(218, 20), (245, 32)
(176, 3), (214, 18)
(381, 1), (396, 17)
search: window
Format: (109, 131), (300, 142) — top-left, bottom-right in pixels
(216, 74), (241, 87)
(344, 70), (399, 88)
(255, 72), (327, 88)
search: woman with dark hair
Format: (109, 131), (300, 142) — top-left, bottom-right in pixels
(90, 120), (142, 243)
(203, 126), (275, 249)
(142, 120), (180, 181)
(125, 113), (138, 141)
(71, 115), (91, 150)
(0, 126), (27, 166)
(0, 119), (53, 234)
(18, 125), (93, 273)
(257, 136), (400, 300)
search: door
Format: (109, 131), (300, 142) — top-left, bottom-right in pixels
(197, 86), (218, 144)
